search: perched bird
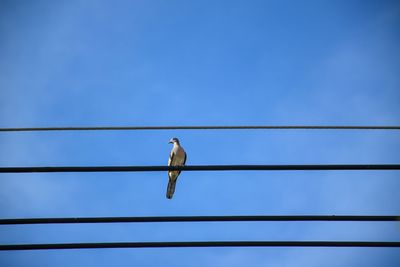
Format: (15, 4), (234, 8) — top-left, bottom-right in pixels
(167, 137), (187, 199)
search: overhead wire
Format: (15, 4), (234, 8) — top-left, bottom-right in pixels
(1, 125), (399, 252)
(0, 215), (398, 225)
(1, 241), (399, 250)
(0, 164), (399, 173)
(0, 125), (399, 132)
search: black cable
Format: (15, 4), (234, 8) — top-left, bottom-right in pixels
(0, 125), (399, 132)
(0, 215), (398, 225)
(1, 241), (399, 250)
(1, 164), (399, 173)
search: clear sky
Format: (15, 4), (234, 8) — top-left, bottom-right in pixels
(0, 0), (400, 266)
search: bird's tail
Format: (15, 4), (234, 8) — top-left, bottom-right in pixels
(166, 179), (177, 199)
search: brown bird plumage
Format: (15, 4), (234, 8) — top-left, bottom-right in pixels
(167, 138), (186, 199)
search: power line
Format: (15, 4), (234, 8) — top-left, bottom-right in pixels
(1, 241), (399, 250)
(0, 125), (399, 132)
(0, 215), (398, 225)
(1, 164), (399, 173)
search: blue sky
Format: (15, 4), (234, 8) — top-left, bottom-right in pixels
(0, 0), (400, 266)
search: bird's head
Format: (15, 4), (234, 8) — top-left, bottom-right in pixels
(168, 137), (180, 144)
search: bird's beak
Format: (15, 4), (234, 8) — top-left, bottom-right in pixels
(168, 141), (173, 144)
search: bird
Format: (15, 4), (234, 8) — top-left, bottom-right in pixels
(166, 137), (187, 199)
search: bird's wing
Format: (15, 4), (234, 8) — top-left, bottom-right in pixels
(168, 150), (179, 178)
(168, 150), (175, 166)
(183, 151), (187, 165)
